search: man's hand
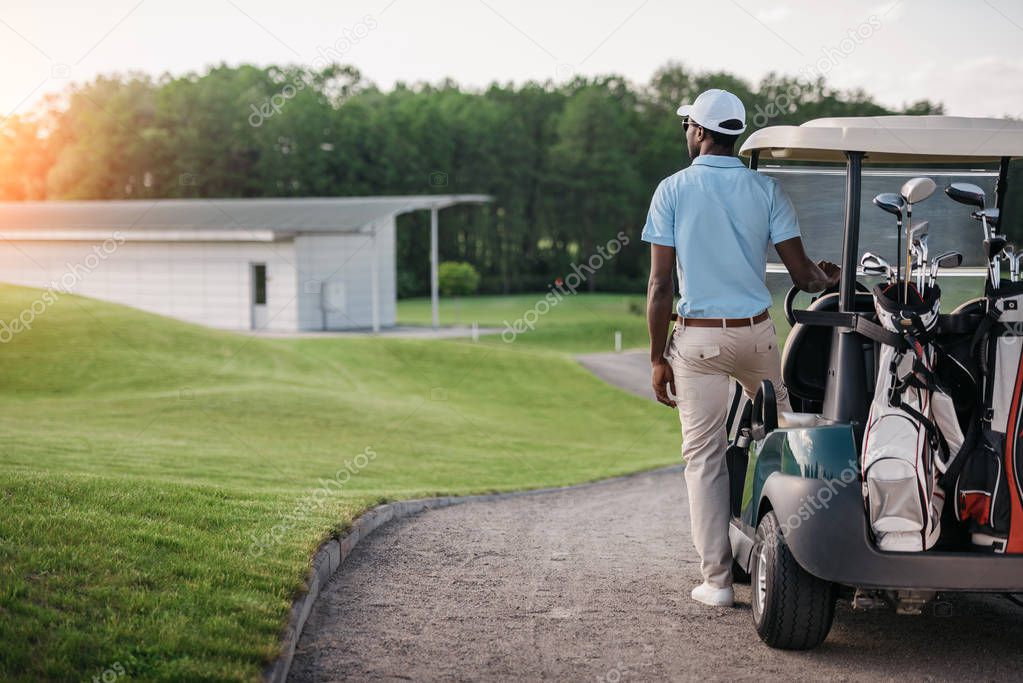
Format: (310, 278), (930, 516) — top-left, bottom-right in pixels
(817, 260), (841, 288)
(775, 238), (842, 293)
(647, 243), (677, 406)
(652, 358), (677, 408)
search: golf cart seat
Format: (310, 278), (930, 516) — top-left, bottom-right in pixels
(781, 290), (877, 406)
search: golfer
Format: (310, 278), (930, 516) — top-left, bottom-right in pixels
(643, 89), (840, 607)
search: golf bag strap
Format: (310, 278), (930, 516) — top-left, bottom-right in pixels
(939, 356), (987, 490)
(724, 383), (744, 439)
(939, 306), (1001, 490)
(973, 306), (1002, 378)
(889, 389), (949, 466)
(789, 310), (905, 348)
(940, 420), (979, 489)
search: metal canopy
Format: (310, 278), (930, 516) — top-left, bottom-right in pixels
(0, 195), (492, 241)
(740, 115), (1023, 164)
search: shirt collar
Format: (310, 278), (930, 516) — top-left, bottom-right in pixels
(690, 155), (745, 168)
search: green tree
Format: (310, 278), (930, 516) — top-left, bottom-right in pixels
(549, 81), (644, 290)
(0, 60), (959, 294)
(438, 261), (481, 296)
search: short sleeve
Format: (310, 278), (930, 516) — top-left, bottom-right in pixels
(641, 179), (676, 247)
(768, 180), (801, 244)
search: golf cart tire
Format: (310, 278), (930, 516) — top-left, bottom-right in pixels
(732, 558), (751, 585)
(751, 511), (835, 650)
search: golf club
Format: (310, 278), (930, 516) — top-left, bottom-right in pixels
(928, 251), (963, 288)
(973, 207), (1000, 230)
(862, 265), (892, 280)
(901, 178), (937, 302)
(946, 182), (987, 209)
(984, 235), (1007, 287)
(1004, 244), (1016, 282)
(873, 193), (907, 299)
(946, 182), (992, 238)
(907, 219), (931, 297)
(913, 233), (930, 292)
(860, 251), (894, 284)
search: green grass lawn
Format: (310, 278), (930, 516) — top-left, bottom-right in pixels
(0, 285), (679, 682)
(397, 292), (651, 353)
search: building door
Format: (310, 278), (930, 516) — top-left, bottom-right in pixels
(251, 263), (268, 329)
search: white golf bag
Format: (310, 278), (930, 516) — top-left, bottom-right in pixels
(861, 283), (965, 552)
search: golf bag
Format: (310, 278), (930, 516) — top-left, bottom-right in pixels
(945, 281), (1023, 553)
(861, 283), (965, 552)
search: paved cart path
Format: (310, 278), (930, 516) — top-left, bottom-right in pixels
(289, 465), (1023, 682)
(576, 349), (654, 401)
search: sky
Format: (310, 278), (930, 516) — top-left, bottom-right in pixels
(2, 0), (1023, 121)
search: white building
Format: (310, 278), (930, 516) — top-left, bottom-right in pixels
(0, 195), (490, 332)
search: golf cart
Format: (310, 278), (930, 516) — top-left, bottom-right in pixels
(726, 115), (1023, 649)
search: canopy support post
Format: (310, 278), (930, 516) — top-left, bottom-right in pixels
(370, 223), (380, 334)
(838, 152), (863, 313)
(997, 156), (1010, 215)
(823, 151), (868, 436)
(430, 206), (440, 330)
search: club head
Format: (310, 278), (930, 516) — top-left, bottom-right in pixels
(862, 265), (891, 278)
(929, 251), (963, 286)
(909, 220), (930, 242)
(972, 207), (1000, 228)
(873, 192), (906, 217)
(901, 177), (937, 205)
(860, 251), (891, 270)
(946, 182), (987, 209)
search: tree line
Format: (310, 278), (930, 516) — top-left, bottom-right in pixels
(0, 62), (943, 295)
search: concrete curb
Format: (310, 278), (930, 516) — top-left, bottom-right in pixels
(263, 464), (683, 683)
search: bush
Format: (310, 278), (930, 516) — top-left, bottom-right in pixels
(438, 261), (481, 297)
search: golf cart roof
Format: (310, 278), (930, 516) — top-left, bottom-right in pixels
(739, 116), (1023, 164)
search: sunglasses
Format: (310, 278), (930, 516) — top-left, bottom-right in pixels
(682, 117), (701, 134)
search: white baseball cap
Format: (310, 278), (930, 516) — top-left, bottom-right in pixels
(676, 89), (747, 135)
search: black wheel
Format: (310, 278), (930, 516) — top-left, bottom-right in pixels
(732, 558), (751, 585)
(750, 511), (835, 650)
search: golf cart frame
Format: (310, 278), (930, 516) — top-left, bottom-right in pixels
(727, 115), (1023, 649)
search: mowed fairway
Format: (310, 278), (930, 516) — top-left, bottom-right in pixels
(0, 285), (679, 682)
(397, 292), (651, 353)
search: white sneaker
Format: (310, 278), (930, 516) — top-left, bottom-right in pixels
(691, 582), (734, 607)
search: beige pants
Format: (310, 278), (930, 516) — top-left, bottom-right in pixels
(666, 317), (791, 588)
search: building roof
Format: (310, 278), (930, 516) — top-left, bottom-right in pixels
(740, 115), (1023, 164)
(0, 195), (492, 241)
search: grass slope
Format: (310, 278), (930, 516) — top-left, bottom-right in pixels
(0, 285), (679, 682)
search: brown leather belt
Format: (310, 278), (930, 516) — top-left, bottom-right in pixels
(677, 309), (770, 328)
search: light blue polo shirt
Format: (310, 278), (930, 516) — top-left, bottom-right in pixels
(642, 155), (800, 318)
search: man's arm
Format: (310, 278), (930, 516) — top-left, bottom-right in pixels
(647, 243), (677, 407)
(774, 237), (841, 293)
